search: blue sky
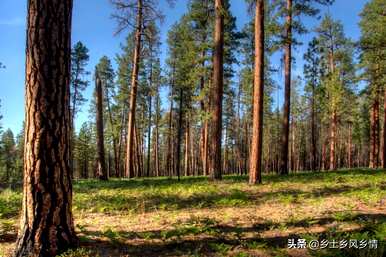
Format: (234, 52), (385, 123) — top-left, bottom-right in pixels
(0, 0), (367, 135)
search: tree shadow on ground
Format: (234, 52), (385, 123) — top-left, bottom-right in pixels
(78, 213), (386, 257)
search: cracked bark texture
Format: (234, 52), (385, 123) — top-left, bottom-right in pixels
(208, 0), (224, 180)
(14, 0), (77, 256)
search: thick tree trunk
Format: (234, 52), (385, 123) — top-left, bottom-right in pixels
(125, 0), (143, 178)
(95, 75), (108, 180)
(249, 0), (264, 184)
(14, 1), (78, 256)
(279, 0), (292, 175)
(208, 0), (224, 180)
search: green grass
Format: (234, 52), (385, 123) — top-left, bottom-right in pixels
(0, 168), (385, 257)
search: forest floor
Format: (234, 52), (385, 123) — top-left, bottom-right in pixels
(0, 169), (385, 257)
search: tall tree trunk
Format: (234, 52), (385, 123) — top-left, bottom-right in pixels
(311, 82), (317, 171)
(369, 95), (380, 168)
(348, 122), (352, 169)
(208, 0), (224, 180)
(203, 118), (209, 175)
(155, 91), (160, 177)
(249, 0), (264, 184)
(176, 88), (183, 181)
(184, 119), (190, 176)
(329, 110), (337, 170)
(223, 126), (228, 174)
(383, 87), (386, 168)
(279, 0), (292, 175)
(125, 0), (143, 178)
(105, 86), (119, 178)
(166, 64), (175, 177)
(146, 94), (152, 177)
(117, 109), (126, 177)
(14, 1), (78, 256)
(200, 67), (207, 175)
(321, 130), (327, 171)
(95, 75), (108, 180)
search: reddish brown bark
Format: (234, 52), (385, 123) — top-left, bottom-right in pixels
(249, 0), (264, 184)
(125, 0), (143, 178)
(348, 122), (352, 169)
(95, 74), (108, 180)
(369, 94), (380, 168)
(176, 88), (183, 181)
(208, 0), (224, 180)
(279, 0), (292, 175)
(329, 110), (337, 170)
(184, 119), (190, 176)
(383, 87), (386, 168)
(14, 0), (78, 256)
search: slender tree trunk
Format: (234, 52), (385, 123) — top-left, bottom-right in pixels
(105, 88), (119, 178)
(208, 0), (224, 180)
(176, 88), (183, 181)
(249, 0), (264, 184)
(117, 109), (126, 177)
(146, 94), (152, 177)
(370, 95), (380, 168)
(311, 83), (317, 171)
(95, 74), (108, 180)
(166, 64), (175, 177)
(125, 0), (143, 178)
(279, 0), (292, 175)
(329, 110), (337, 170)
(14, 1), (78, 256)
(223, 126), (228, 174)
(184, 119), (190, 176)
(321, 130), (327, 171)
(348, 122), (352, 169)
(155, 91), (160, 177)
(84, 158), (88, 179)
(291, 120), (296, 171)
(383, 87), (386, 168)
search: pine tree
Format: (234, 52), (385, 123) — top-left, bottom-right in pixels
(75, 122), (94, 179)
(14, 1), (78, 255)
(111, 0), (165, 178)
(94, 68), (108, 180)
(0, 129), (16, 183)
(316, 14), (355, 170)
(277, 0), (334, 175)
(208, 0), (225, 180)
(359, 0), (386, 168)
(70, 42), (90, 173)
(249, 0), (265, 184)
(304, 38), (321, 171)
(96, 56), (117, 177)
